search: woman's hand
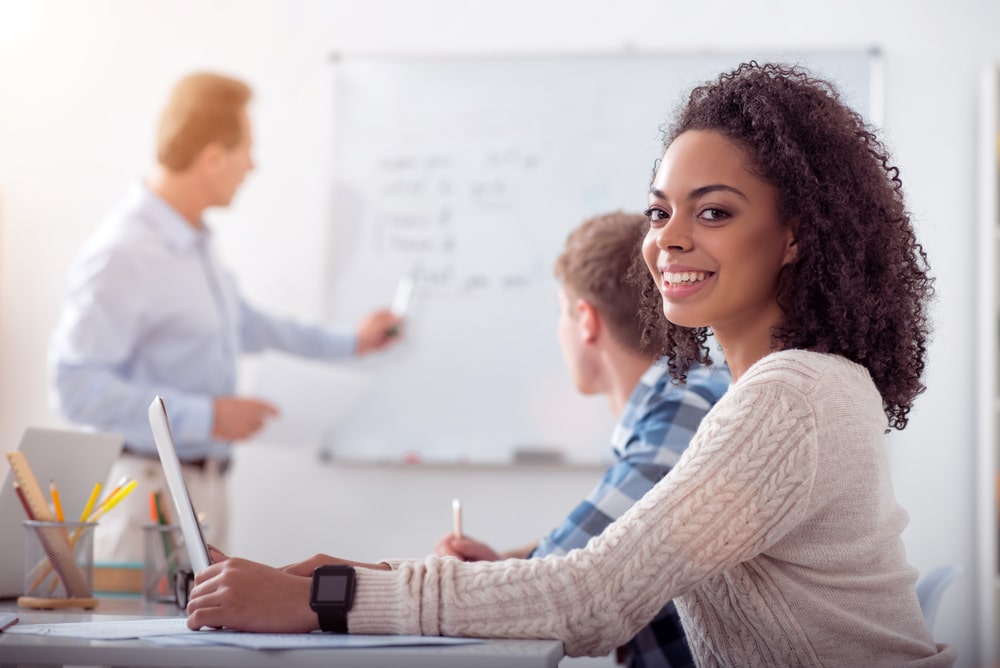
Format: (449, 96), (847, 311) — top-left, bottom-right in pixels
(186, 557), (315, 632)
(280, 553), (386, 576)
(207, 545), (228, 564)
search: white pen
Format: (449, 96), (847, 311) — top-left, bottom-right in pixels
(452, 498), (462, 541)
(387, 273), (416, 338)
(391, 273), (416, 317)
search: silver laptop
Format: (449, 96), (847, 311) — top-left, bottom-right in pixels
(148, 396), (211, 574)
(0, 427), (122, 598)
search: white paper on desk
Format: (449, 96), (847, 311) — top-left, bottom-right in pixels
(4, 616), (191, 639)
(242, 352), (374, 447)
(5, 617), (480, 648)
(145, 631), (482, 649)
(0, 611), (19, 631)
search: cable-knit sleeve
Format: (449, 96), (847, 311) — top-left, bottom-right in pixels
(348, 373), (819, 657)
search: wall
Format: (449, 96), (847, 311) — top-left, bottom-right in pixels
(0, 1), (997, 664)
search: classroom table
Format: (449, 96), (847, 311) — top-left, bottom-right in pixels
(0, 596), (565, 667)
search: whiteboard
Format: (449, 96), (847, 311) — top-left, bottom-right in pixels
(322, 50), (879, 465)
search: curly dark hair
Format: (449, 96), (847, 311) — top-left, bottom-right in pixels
(628, 61), (934, 430)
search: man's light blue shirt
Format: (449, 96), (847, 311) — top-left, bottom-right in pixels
(49, 183), (356, 461)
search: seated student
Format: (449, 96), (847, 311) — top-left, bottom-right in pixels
(433, 210), (729, 668)
(184, 62), (954, 667)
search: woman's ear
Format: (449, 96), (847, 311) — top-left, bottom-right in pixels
(782, 219), (800, 265)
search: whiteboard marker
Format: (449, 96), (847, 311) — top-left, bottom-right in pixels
(391, 273), (416, 317)
(387, 273), (416, 337)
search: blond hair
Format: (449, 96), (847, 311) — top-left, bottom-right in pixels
(156, 72), (252, 171)
(553, 211), (649, 353)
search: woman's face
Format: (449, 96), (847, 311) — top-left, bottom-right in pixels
(641, 129), (796, 340)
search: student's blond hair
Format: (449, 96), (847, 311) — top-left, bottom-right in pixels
(156, 72), (252, 171)
(554, 211), (650, 353)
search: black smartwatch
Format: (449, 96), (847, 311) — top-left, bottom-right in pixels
(309, 565), (356, 633)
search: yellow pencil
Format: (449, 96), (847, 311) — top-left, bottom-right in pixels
(87, 479), (138, 522)
(78, 482), (102, 522)
(49, 480), (65, 522)
(90, 476), (128, 518)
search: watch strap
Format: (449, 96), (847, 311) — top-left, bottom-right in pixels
(316, 607), (348, 633)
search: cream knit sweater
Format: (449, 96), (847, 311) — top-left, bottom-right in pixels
(349, 350), (955, 667)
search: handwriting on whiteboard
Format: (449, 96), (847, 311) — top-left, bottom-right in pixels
(360, 148), (544, 296)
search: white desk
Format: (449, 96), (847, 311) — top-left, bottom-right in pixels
(0, 597), (564, 667)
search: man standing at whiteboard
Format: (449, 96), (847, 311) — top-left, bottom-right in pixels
(48, 72), (402, 562)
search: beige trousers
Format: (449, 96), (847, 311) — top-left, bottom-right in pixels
(93, 453), (230, 564)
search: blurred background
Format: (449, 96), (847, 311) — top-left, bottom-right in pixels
(1, 1), (998, 664)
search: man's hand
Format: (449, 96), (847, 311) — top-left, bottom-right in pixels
(212, 396), (279, 441)
(355, 309), (404, 355)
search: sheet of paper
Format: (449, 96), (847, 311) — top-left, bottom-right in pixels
(0, 611), (18, 631)
(144, 632), (482, 649)
(242, 352), (374, 447)
(6, 615), (482, 649)
(5, 616), (191, 639)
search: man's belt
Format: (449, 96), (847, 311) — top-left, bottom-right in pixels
(121, 445), (231, 476)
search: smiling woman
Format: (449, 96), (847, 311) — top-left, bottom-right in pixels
(182, 62), (952, 668)
(634, 62), (932, 431)
(642, 129), (797, 381)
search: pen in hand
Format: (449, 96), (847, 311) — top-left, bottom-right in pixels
(452, 498), (462, 541)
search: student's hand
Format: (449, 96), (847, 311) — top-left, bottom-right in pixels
(434, 533), (502, 561)
(207, 545), (229, 563)
(212, 396), (279, 441)
(354, 309), (404, 355)
(186, 557), (315, 633)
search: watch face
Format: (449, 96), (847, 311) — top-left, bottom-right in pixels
(310, 566), (355, 632)
(316, 573), (350, 602)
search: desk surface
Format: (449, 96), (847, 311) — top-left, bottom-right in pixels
(0, 597), (564, 668)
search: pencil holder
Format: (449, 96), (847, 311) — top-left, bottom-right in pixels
(19, 520), (98, 609)
(142, 524), (189, 604)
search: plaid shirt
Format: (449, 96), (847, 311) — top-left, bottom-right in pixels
(532, 360), (730, 668)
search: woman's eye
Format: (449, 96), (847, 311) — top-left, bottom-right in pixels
(700, 208), (730, 221)
(644, 207), (669, 224)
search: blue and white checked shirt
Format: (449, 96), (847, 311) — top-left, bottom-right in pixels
(49, 182), (357, 461)
(532, 360), (730, 668)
